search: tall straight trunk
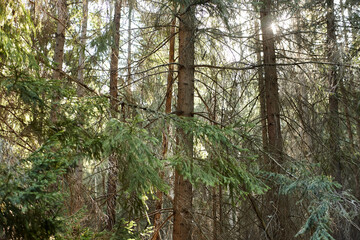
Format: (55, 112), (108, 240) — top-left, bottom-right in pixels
(173, 2), (195, 240)
(126, 1), (133, 106)
(260, 0), (292, 239)
(211, 78), (219, 240)
(327, 1), (344, 239)
(77, 0), (88, 97)
(51, 0), (67, 123)
(106, 0), (121, 230)
(69, 0), (88, 215)
(295, 9), (313, 158)
(255, 18), (268, 165)
(340, 0), (349, 50)
(339, 0), (354, 150)
(153, 15), (176, 240)
(357, 119), (360, 148)
(254, 17), (272, 239)
(326, 0), (342, 185)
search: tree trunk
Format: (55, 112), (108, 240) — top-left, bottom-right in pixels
(260, 0), (292, 239)
(339, 0), (354, 151)
(173, 2), (195, 240)
(295, 9), (313, 159)
(254, 17), (272, 239)
(153, 15), (176, 240)
(211, 81), (219, 240)
(326, 0), (342, 185)
(125, 1), (133, 118)
(69, 0), (88, 216)
(51, 0), (67, 124)
(255, 18), (268, 165)
(106, 0), (122, 230)
(77, 0), (88, 98)
(327, 1), (345, 239)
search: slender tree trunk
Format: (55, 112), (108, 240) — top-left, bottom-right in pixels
(211, 81), (219, 240)
(260, 0), (292, 239)
(294, 9), (313, 158)
(125, 1), (133, 114)
(339, 0), (354, 151)
(254, 17), (272, 239)
(106, 0), (121, 230)
(326, 0), (342, 185)
(153, 15), (176, 240)
(340, 0), (348, 51)
(357, 118), (360, 152)
(255, 18), (268, 165)
(51, 0), (67, 124)
(126, 2), (132, 88)
(77, 0), (88, 98)
(69, 0), (88, 216)
(173, 2), (195, 240)
(212, 186), (217, 240)
(327, 1), (346, 239)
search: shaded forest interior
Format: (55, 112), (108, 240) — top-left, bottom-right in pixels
(1, 0), (360, 239)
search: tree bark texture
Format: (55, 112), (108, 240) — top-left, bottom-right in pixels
(260, 0), (292, 239)
(326, 0), (342, 185)
(173, 2), (195, 240)
(255, 18), (268, 165)
(51, 0), (68, 124)
(125, 1), (133, 114)
(106, 0), (121, 230)
(77, 0), (88, 98)
(69, 0), (88, 216)
(327, 1), (345, 239)
(153, 15), (176, 240)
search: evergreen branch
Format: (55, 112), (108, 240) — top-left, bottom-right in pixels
(194, 61), (360, 71)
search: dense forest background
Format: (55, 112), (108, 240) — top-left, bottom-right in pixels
(1, 0), (360, 239)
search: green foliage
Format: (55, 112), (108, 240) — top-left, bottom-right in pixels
(0, 107), (106, 239)
(280, 163), (359, 240)
(102, 118), (169, 215)
(90, 26), (112, 57)
(0, 0), (37, 70)
(0, 146), (67, 239)
(1, 0), (359, 239)
(169, 0), (234, 27)
(55, 213), (112, 240)
(171, 117), (267, 195)
(111, 220), (153, 240)
(284, 174), (337, 240)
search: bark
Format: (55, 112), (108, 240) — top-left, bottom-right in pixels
(77, 0), (88, 98)
(339, 0), (354, 151)
(260, 0), (292, 239)
(260, 1), (282, 163)
(126, 3), (132, 88)
(51, 0), (68, 124)
(326, 0), (342, 185)
(255, 18), (268, 165)
(153, 15), (176, 240)
(173, 2), (195, 240)
(295, 9), (313, 158)
(211, 82), (219, 240)
(125, 1), (133, 118)
(69, 0), (88, 216)
(212, 187), (217, 240)
(357, 118), (360, 153)
(353, 114), (360, 240)
(327, 1), (345, 239)
(212, 186), (222, 240)
(254, 17), (272, 239)
(340, 0), (348, 50)
(106, 0), (122, 230)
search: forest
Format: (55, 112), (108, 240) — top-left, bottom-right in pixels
(1, 0), (360, 239)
